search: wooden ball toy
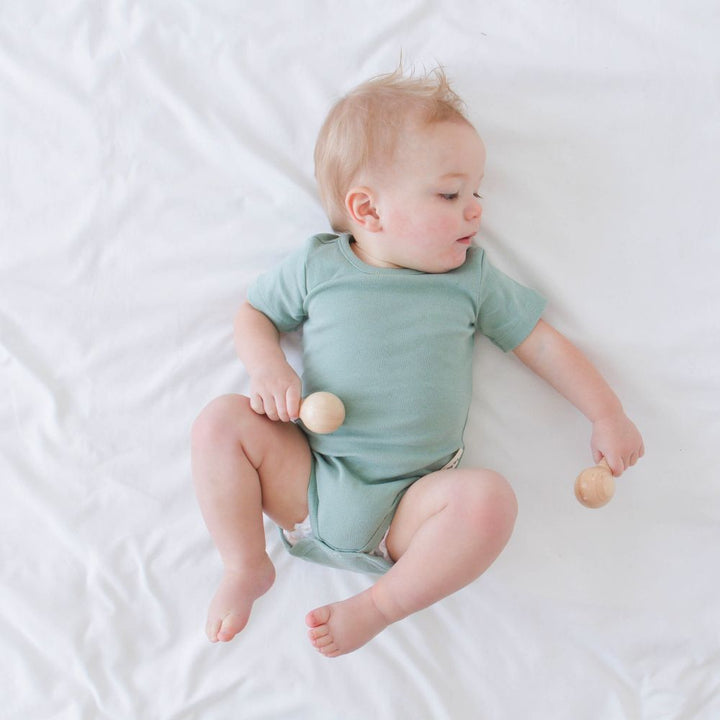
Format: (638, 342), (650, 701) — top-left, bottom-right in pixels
(299, 392), (345, 434)
(574, 458), (615, 509)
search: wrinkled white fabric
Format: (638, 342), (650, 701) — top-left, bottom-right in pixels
(1, 2), (719, 718)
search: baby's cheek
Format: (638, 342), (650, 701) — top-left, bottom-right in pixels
(393, 211), (417, 235)
(431, 215), (459, 236)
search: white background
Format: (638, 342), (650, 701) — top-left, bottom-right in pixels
(1, 1), (718, 718)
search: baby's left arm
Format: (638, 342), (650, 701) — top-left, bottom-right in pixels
(513, 320), (644, 476)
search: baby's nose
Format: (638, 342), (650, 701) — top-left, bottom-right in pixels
(465, 199), (482, 221)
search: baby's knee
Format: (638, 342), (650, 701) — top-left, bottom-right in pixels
(455, 470), (518, 536)
(191, 394), (254, 451)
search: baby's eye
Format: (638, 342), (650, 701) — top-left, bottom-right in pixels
(439, 192), (459, 200)
(473, 192), (483, 200)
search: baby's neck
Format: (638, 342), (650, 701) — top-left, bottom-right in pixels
(349, 236), (402, 269)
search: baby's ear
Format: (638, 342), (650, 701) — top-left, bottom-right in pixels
(345, 187), (382, 232)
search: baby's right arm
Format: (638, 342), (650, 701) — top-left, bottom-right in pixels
(234, 301), (302, 423)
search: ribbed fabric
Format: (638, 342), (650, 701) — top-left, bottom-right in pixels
(248, 233), (545, 569)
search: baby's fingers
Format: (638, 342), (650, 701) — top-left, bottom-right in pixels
(618, 437), (646, 473)
(264, 395), (281, 421)
(286, 384), (301, 422)
(625, 440), (646, 469)
(250, 392), (280, 421)
(603, 455), (625, 477)
(273, 391), (292, 423)
(274, 381), (303, 423)
(249, 393), (265, 416)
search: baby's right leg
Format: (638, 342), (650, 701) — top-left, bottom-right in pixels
(191, 394), (311, 642)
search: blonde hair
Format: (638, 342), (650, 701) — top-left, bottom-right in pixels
(314, 66), (471, 232)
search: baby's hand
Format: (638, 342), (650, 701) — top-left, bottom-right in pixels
(590, 410), (645, 476)
(248, 361), (302, 423)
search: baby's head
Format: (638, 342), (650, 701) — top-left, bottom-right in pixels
(314, 66), (474, 233)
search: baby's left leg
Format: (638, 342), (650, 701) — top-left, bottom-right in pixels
(306, 468), (517, 657)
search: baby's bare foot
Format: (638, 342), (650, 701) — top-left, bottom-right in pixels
(305, 588), (391, 657)
(206, 555), (275, 643)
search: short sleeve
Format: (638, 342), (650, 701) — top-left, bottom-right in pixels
(476, 253), (546, 352)
(246, 242), (310, 332)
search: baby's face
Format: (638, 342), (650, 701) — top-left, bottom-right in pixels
(365, 120), (486, 273)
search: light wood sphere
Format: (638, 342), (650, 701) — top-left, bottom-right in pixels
(574, 458), (615, 509)
(299, 392), (345, 434)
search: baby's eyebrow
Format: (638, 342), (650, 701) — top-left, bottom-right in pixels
(439, 172), (485, 181)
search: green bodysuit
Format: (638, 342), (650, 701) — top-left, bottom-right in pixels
(247, 233), (546, 574)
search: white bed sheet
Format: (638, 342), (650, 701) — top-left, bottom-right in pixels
(2, 2), (719, 718)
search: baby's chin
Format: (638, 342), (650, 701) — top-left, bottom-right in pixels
(422, 258), (470, 274)
(434, 246), (473, 273)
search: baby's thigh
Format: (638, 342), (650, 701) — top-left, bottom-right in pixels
(195, 393), (312, 529)
(254, 416), (312, 530)
(384, 467), (517, 561)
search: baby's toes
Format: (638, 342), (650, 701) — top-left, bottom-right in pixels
(318, 643), (341, 658)
(308, 624), (330, 642)
(206, 618), (222, 643)
(310, 631), (334, 649)
(305, 605), (331, 628)
(309, 631), (339, 655)
(217, 612), (247, 642)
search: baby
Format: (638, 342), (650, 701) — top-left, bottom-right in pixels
(191, 67), (644, 657)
